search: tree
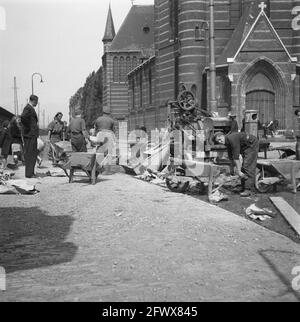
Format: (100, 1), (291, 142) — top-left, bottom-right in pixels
(69, 67), (103, 129)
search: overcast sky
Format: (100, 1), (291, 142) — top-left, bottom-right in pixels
(0, 0), (154, 125)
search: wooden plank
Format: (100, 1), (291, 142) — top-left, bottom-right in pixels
(270, 197), (300, 236)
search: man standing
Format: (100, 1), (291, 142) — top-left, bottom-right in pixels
(94, 111), (116, 175)
(21, 95), (39, 178)
(213, 131), (259, 197)
(94, 111), (115, 134)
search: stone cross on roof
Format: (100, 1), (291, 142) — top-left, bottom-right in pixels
(259, 2), (267, 11)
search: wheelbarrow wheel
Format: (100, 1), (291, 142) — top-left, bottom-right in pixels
(166, 177), (190, 193)
(255, 168), (274, 193)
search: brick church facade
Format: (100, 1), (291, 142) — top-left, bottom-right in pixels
(102, 1), (300, 133)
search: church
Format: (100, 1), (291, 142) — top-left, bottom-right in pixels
(102, 0), (300, 133)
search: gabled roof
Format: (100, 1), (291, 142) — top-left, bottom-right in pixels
(227, 3), (297, 63)
(109, 5), (154, 53)
(216, 3), (258, 66)
(103, 4), (116, 42)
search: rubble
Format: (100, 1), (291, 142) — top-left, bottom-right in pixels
(208, 190), (229, 203)
(0, 176), (40, 195)
(245, 204), (275, 221)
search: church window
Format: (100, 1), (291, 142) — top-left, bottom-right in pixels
(126, 56), (131, 75)
(132, 56), (137, 69)
(139, 73), (143, 108)
(132, 79), (135, 110)
(169, 0), (178, 41)
(149, 69), (152, 105)
(113, 56), (118, 82)
(119, 56), (126, 82)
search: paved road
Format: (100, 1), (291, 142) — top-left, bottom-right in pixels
(0, 166), (300, 301)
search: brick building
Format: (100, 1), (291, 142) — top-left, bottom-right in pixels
(101, 4), (155, 122)
(125, 0), (300, 133)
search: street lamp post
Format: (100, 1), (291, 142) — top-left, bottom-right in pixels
(209, 0), (217, 113)
(31, 72), (44, 95)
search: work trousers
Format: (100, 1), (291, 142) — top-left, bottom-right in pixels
(24, 136), (38, 178)
(71, 133), (87, 152)
(241, 138), (259, 191)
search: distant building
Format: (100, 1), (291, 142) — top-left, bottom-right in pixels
(101, 4), (154, 122)
(0, 106), (13, 125)
(102, 0), (300, 134)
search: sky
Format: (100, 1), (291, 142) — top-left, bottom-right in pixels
(0, 0), (154, 126)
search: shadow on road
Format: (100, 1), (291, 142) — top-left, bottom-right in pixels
(259, 249), (300, 302)
(0, 207), (77, 273)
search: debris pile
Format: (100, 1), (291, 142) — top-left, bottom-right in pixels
(245, 204), (275, 221)
(0, 171), (40, 195)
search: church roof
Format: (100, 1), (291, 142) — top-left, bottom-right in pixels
(216, 3), (258, 66)
(102, 4), (116, 42)
(109, 5), (154, 53)
(216, 2), (297, 66)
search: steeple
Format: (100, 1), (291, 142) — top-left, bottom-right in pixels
(102, 4), (116, 50)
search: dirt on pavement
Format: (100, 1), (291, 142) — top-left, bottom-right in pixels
(0, 162), (300, 302)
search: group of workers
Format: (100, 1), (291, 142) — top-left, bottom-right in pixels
(0, 95), (39, 178)
(2, 94), (300, 194)
(0, 94), (116, 178)
(47, 109), (115, 155)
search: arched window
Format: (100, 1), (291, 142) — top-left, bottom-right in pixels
(113, 57), (118, 82)
(169, 0), (178, 41)
(132, 57), (137, 69)
(148, 69), (152, 105)
(119, 56), (125, 82)
(139, 73), (143, 108)
(126, 56), (132, 75)
(132, 79), (135, 110)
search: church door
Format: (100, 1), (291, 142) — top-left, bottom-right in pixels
(246, 90), (275, 125)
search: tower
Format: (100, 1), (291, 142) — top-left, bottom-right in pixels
(102, 4), (116, 54)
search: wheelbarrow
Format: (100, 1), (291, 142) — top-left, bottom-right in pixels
(59, 152), (109, 184)
(255, 159), (300, 194)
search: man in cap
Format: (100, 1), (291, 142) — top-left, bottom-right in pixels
(20, 95), (39, 178)
(213, 131), (259, 197)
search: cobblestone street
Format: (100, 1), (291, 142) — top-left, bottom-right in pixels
(0, 165), (300, 302)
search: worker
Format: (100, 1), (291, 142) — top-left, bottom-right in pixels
(47, 112), (65, 165)
(0, 120), (12, 170)
(21, 95), (39, 178)
(10, 116), (24, 165)
(213, 131), (259, 197)
(93, 111), (116, 175)
(68, 110), (88, 152)
(94, 111), (115, 134)
(227, 112), (239, 134)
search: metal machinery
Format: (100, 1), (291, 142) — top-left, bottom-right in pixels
(167, 90), (231, 159)
(165, 90), (231, 194)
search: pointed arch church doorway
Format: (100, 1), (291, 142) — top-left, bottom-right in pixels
(237, 59), (288, 130)
(246, 89), (275, 125)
